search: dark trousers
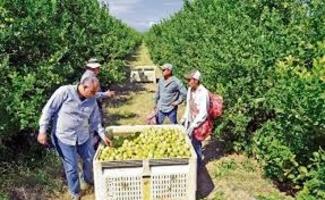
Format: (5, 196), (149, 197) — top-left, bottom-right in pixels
(92, 100), (103, 150)
(191, 137), (203, 168)
(156, 108), (178, 124)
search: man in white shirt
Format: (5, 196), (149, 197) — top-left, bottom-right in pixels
(181, 70), (210, 167)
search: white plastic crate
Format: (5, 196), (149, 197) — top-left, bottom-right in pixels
(130, 66), (156, 83)
(93, 125), (197, 200)
(104, 168), (143, 200)
(151, 165), (189, 200)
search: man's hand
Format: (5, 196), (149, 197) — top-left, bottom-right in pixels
(102, 136), (113, 146)
(153, 105), (158, 112)
(186, 125), (194, 137)
(37, 132), (48, 145)
(104, 90), (115, 98)
(179, 118), (185, 126)
(171, 101), (178, 107)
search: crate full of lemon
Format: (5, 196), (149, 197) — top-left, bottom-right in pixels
(99, 128), (191, 161)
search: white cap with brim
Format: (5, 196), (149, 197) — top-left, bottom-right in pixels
(86, 63), (101, 69)
(88, 58), (98, 63)
(192, 70), (201, 80)
(185, 70), (201, 80)
(160, 63), (173, 71)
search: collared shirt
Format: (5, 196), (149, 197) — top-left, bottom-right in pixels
(81, 69), (96, 82)
(155, 76), (187, 113)
(39, 85), (105, 145)
(182, 84), (209, 129)
(80, 70), (106, 100)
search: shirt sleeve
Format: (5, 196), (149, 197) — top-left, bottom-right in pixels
(175, 79), (187, 105)
(154, 79), (161, 106)
(39, 86), (67, 134)
(95, 92), (106, 100)
(190, 90), (209, 129)
(89, 104), (106, 140)
(181, 88), (190, 121)
(80, 75), (86, 83)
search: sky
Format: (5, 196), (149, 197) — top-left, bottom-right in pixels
(101, 0), (184, 32)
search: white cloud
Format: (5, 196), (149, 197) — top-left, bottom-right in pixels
(107, 0), (141, 14)
(163, 1), (182, 7)
(105, 0), (183, 32)
(148, 21), (156, 27)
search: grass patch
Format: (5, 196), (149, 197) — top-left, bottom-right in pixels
(0, 192), (9, 200)
(127, 43), (154, 67)
(105, 83), (156, 125)
(0, 150), (64, 200)
(204, 154), (293, 200)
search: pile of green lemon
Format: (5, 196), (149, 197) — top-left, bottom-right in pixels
(99, 128), (191, 161)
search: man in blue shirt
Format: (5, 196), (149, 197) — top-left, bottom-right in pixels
(154, 63), (187, 124)
(81, 58), (115, 150)
(81, 58), (115, 99)
(38, 76), (111, 200)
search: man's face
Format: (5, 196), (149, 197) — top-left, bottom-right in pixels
(187, 78), (198, 88)
(162, 68), (171, 77)
(93, 68), (100, 76)
(81, 84), (98, 98)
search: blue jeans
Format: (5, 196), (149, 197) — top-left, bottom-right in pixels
(156, 108), (178, 124)
(191, 137), (203, 168)
(52, 135), (95, 196)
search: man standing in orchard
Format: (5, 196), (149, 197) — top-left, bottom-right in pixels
(181, 70), (212, 167)
(81, 58), (115, 149)
(81, 58), (115, 100)
(154, 63), (187, 124)
(38, 77), (112, 200)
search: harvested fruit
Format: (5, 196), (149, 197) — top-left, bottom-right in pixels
(99, 128), (191, 161)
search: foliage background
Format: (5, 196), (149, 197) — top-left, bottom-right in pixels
(145, 0), (325, 198)
(0, 0), (141, 158)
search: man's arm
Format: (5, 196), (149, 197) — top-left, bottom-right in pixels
(154, 79), (161, 108)
(95, 90), (115, 100)
(173, 79), (187, 106)
(38, 86), (67, 144)
(89, 104), (112, 146)
(180, 88), (190, 125)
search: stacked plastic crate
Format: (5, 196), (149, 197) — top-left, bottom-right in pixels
(93, 125), (197, 200)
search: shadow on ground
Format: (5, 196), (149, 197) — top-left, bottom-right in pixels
(104, 112), (138, 126)
(197, 136), (226, 199)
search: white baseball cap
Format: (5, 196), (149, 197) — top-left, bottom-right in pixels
(160, 63), (173, 71)
(86, 62), (101, 68)
(185, 70), (201, 80)
(86, 58), (101, 68)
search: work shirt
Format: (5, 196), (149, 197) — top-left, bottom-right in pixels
(154, 76), (187, 113)
(182, 84), (210, 130)
(39, 85), (105, 146)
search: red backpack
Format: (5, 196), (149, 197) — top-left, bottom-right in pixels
(208, 92), (223, 119)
